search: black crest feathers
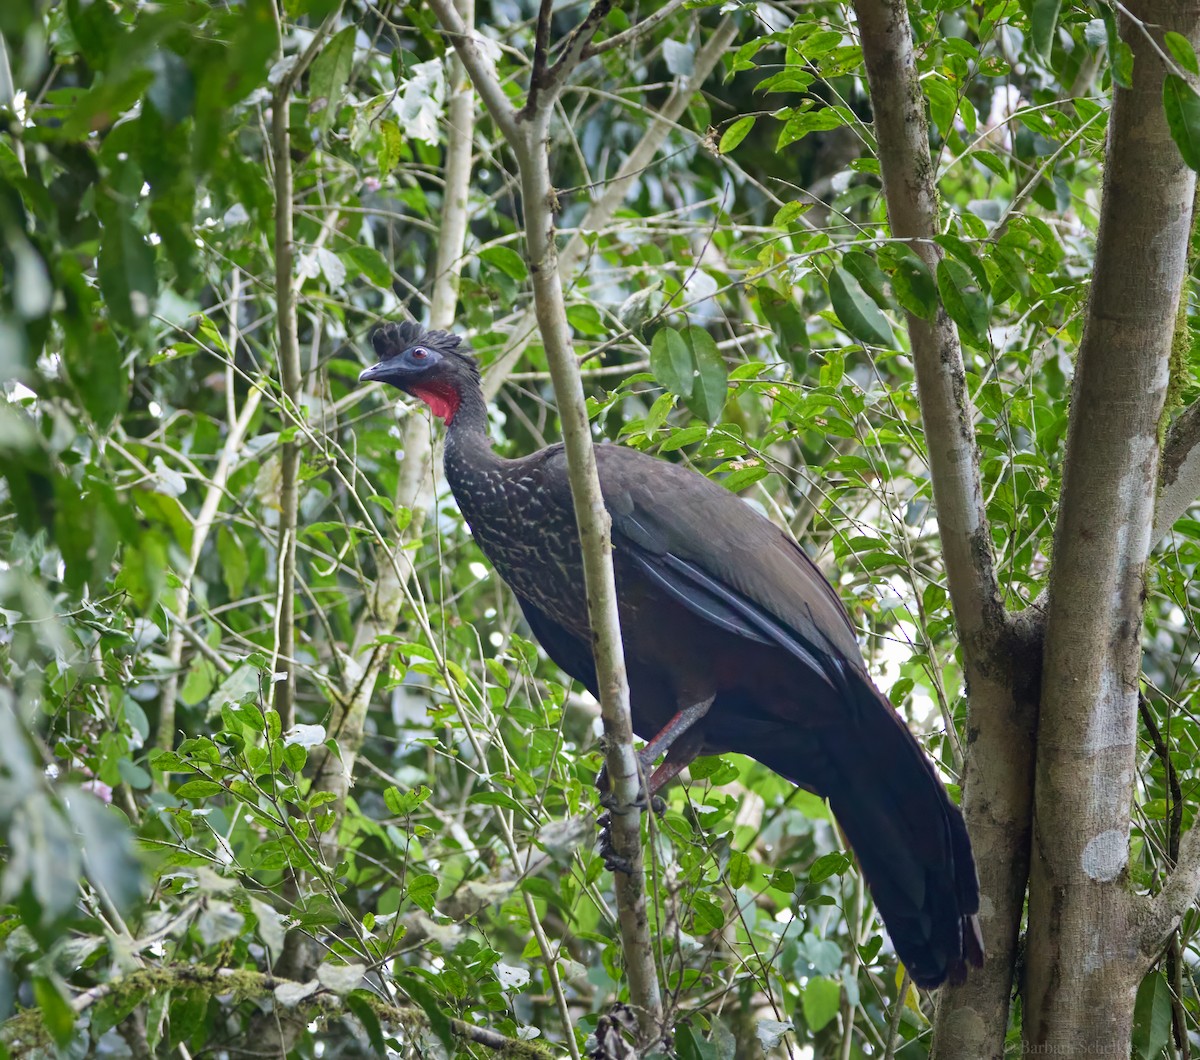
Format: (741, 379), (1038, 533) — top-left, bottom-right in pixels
(371, 322), (470, 363)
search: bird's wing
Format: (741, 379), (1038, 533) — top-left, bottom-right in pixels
(592, 445), (865, 685)
(514, 594), (598, 696)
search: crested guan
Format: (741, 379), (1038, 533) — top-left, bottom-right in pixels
(360, 321), (984, 989)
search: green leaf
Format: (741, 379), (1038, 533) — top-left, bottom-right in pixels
(467, 790), (528, 815)
(308, 25), (356, 131)
(719, 115), (755, 154)
(384, 785), (431, 815)
(1132, 972), (1172, 1060)
(727, 850), (751, 888)
(776, 106), (849, 150)
(1030, 0), (1061, 58)
(684, 326), (728, 424)
(406, 873), (438, 914)
(33, 977), (75, 1045)
(1102, 9), (1134, 88)
(690, 892), (725, 934)
(175, 779), (224, 799)
(342, 245), (392, 287)
(650, 327), (694, 398)
(882, 246), (938, 320)
(378, 118), (403, 173)
(936, 258), (989, 345)
(1166, 31), (1199, 75)
(217, 527), (248, 600)
(925, 77), (958, 138)
(1164, 75), (1200, 171)
(97, 192), (156, 331)
(479, 245), (528, 281)
(828, 266), (893, 346)
(394, 972), (454, 1052)
(841, 250), (889, 307)
(346, 991), (387, 1053)
(759, 285), (809, 362)
(801, 976), (840, 1032)
(73, 795), (141, 914)
(808, 851), (851, 884)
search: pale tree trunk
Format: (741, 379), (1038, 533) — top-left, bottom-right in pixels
(481, 15), (736, 396)
(307, 0), (477, 839)
(852, 2), (1036, 1056)
(424, 0), (708, 1041)
(1024, 0), (1200, 1047)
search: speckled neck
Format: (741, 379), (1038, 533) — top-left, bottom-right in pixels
(442, 375), (503, 484)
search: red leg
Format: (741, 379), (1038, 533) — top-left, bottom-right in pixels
(596, 696), (714, 804)
(637, 697), (714, 766)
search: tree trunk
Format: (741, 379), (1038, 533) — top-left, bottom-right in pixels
(852, 3), (1035, 1055)
(1024, 0), (1200, 1047)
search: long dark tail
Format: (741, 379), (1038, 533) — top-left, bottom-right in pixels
(762, 672), (983, 988)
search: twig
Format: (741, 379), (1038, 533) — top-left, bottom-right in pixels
(882, 972), (910, 1060)
(424, 0), (520, 141)
(32, 964), (553, 1058)
(854, 0), (1021, 1053)
(268, 7), (343, 730)
(430, 0), (668, 1042)
(581, 0), (689, 58)
(483, 17), (737, 399)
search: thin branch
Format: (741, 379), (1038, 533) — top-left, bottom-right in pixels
(882, 972), (910, 1060)
(854, 0), (1023, 1054)
(581, 0), (688, 59)
(484, 17), (737, 399)
(529, 0), (555, 113)
(511, 108), (664, 1042)
(268, 5), (347, 730)
(541, 0), (618, 101)
(1145, 824), (1200, 957)
(853, 0), (1002, 641)
(424, 0), (520, 141)
(1155, 397), (1200, 539)
(27, 964), (553, 1059)
(432, 0), (669, 1039)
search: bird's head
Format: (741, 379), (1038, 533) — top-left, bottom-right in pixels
(359, 322), (480, 423)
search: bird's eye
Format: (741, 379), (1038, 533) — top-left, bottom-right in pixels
(410, 346), (429, 361)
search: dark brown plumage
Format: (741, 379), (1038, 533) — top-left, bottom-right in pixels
(360, 322), (984, 989)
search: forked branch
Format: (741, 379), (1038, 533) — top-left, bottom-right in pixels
(426, 0), (666, 1042)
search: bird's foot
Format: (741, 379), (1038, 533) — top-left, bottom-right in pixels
(596, 811), (634, 875)
(595, 764), (665, 815)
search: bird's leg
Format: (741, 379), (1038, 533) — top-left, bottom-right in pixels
(597, 696), (715, 873)
(596, 696), (715, 811)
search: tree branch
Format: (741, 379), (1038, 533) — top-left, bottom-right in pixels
(540, 0), (617, 101)
(510, 108), (664, 1045)
(0, 963), (553, 1059)
(424, 0), (520, 142)
(432, 2), (668, 1042)
(269, 8), (341, 733)
(483, 17), (737, 400)
(853, 1), (1029, 1055)
(1145, 824), (1200, 958)
(581, 0), (688, 59)
(1155, 397), (1200, 538)
(529, 0), (555, 114)
(1025, 0), (1199, 1045)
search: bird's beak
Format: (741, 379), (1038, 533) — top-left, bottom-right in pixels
(359, 362), (386, 383)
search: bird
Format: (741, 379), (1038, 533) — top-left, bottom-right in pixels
(359, 320), (984, 989)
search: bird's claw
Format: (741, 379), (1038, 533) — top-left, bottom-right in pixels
(597, 811), (634, 875)
(595, 764), (665, 816)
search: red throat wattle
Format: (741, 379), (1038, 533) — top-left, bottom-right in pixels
(410, 383), (461, 424)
